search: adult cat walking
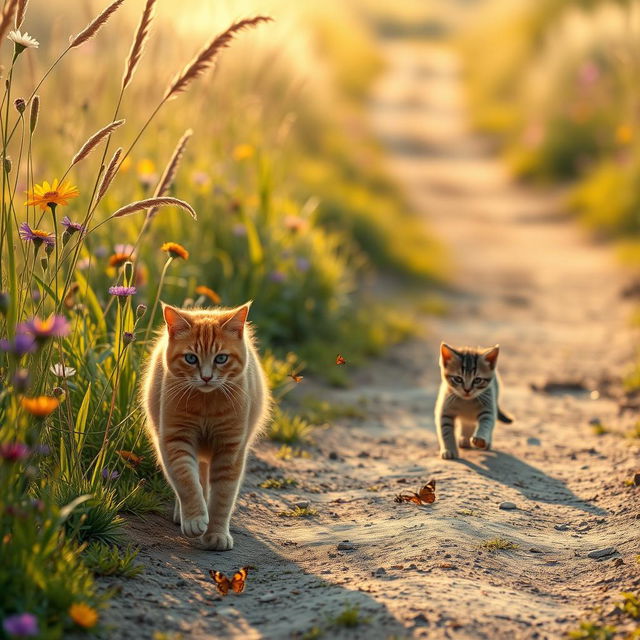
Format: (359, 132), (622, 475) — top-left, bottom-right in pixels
(142, 302), (270, 551)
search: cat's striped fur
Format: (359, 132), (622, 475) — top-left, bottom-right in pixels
(435, 343), (512, 460)
(142, 302), (270, 550)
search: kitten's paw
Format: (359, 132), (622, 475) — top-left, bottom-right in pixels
(458, 437), (471, 449)
(440, 449), (458, 460)
(471, 437), (490, 450)
(198, 531), (234, 551)
(172, 501), (181, 525)
(181, 512), (209, 538)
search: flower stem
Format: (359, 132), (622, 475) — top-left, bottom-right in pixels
(144, 257), (172, 344)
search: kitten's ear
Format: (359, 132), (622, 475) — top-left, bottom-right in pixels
(162, 303), (191, 339)
(221, 302), (252, 339)
(483, 345), (500, 369)
(440, 343), (457, 366)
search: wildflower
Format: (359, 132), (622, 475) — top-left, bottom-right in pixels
(2, 612), (39, 637)
(268, 270), (286, 284)
(19, 315), (70, 340)
(137, 158), (157, 188)
(108, 253), (132, 268)
(616, 124), (633, 145)
(191, 170), (210, 187)
(12, 369), (30, 393)
(578, 61), (599, 88)
(50, 363), (76, 378)
(20, 396), (60, 417)
(61, 216), (86, 235)
(195, 285), (221, 304)
(119, 155), (132, 173)
(19, 223), (55, 250)
(296, 257), (311, 272)
(283, 215), (308, 233)
(14, 98), (25, 114)
(232, 223), (247, 237)
(52, 387), (66, 401)
(123, 331), (136, 345)
(69, 603), (98, 629)
(161, 242), (189, 260)
(8, 30), (39, 53)
(136, 304), (147, 318)
(25, 179), (79, 211)
(232, 143), (255, 161)
(108, 286), (137, 297)
(0, 334), (37, 357)
(0, 442), (30, 462)
(102, 468), (120, 481)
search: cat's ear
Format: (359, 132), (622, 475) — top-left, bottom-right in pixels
(483, 345), (500, 369)
(221, 302), (252, 339)
(162, 303), (191, 339)
(440, 343), (458, 366)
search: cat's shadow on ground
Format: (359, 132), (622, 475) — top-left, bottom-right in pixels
(456, 450), (607, 516)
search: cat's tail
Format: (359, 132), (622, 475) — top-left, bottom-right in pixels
(497, 407), (514, 424)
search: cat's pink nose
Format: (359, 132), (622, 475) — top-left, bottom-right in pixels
(201, 375), (212, 383)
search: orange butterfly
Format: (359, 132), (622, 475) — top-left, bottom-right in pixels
(209, 567), (249, 595)
(289, 373), (304, 383)
(336, 354), (346, 365)
(116, 450), (144, 468)
(394, 479), (436, 505)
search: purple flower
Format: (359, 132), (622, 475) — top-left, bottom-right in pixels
(18, 222), (55, 248)
(296, 257), (310, 272)
(61, 216), (86, 235)
(268, 270), (286, 284)
(0, 442), (30, 462)
(108, 286), (137, 297)
(3, 613), (39, 637)
(101, 468), (120, 481)
(0, 333), (36, 356)
(232, 223), (247, 237)
(18, 315), (70, 340)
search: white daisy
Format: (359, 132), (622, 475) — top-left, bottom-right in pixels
(50, 363), (76, 379)
(8, 30), (39, 51)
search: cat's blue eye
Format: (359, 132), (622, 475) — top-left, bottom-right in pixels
(184, 353), (198, 365)
(214, 353), (229, 365)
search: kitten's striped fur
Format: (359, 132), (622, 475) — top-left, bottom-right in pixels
(142, 302), (270, 550)
(435, 343), (512, 460)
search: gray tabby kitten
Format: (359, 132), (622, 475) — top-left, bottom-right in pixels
(435, 343), (513, 459)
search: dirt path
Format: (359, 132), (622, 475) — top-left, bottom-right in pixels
(101, 42), (640, 640)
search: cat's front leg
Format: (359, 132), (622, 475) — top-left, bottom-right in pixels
(436, 411), (458, 459)
(472, 409), (496, 450)
(160, 433), (208, 538)
(199, 440), (248, 551)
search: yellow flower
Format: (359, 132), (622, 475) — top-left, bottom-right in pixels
(161, 242), (189, 260)
(137, 158), (156, 176)
(25, 179), (79, 211)
(69, 603), (98, 629)
(20, 396), (60, 417)
(616, 124), (633, 145)
(195, 285), (221, 304)
(119, 156), (132, 173)
(232, 143), (255, 161)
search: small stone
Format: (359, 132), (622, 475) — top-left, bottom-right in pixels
(373, 567), (386, 576)
(499, 501), (517, 510)
(527, 437), (541, 446)
(328, 451), (338, 460)
(294, 501), (309, 509)
(587, 547), (616, 559)
(337, 541), (357, 551)
(258, 593), (278, 603)
(413, 613), (429, 626)
(529, 548), (543, 553)
(554, 523), (570, 531)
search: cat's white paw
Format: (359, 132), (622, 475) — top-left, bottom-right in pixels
(198, 531), (234, 551)
(181, 512), (209, 538)
(458, 437), (471, 449)
(172, 501), (181, 525)
(471, 437), (491, 450)
(440, 449), (458, 460)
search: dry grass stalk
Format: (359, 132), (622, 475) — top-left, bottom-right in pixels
(97, 147), (122, 201)
(122, 0), (156, 90)
(71, 119), (125, 166)
(112, 196), (196, 220)
(29, 94), (39, 134)
(163, 16), (272, 101)
(15, 0), (27, 28)
(69, 0), (125, 49)
(147, 128), (193, 218)
(0, 0), (19, 43)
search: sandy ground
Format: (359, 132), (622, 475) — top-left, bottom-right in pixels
(99, 42), (640, 639)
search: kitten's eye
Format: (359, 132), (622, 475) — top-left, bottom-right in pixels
(473, 377), (483, 385)
(214, 353), (229, 365)
(184, 353), (198, 365)
(452, 376), (463, 384)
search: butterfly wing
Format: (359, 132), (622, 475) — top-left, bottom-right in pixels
(418, 480), (436, 504)
(209, 570), (231, 595)
(231, 567), (248, 594)
(336, 354), (346, 365)
(289, 374), (303, 383)
(116, 450), (143, 467)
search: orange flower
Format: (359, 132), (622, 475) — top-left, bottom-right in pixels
(25, 179), (79, 211)
(69, 603), (98, 629)
(195, 285), (221, 304)
(232, 143), (255, 161)
(108, 253), (131, 268)
(161, 242), (189, 260)
(20, 396), (60, 417)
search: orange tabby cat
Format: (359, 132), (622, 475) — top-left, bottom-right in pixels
(142, 302), (270, 550)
